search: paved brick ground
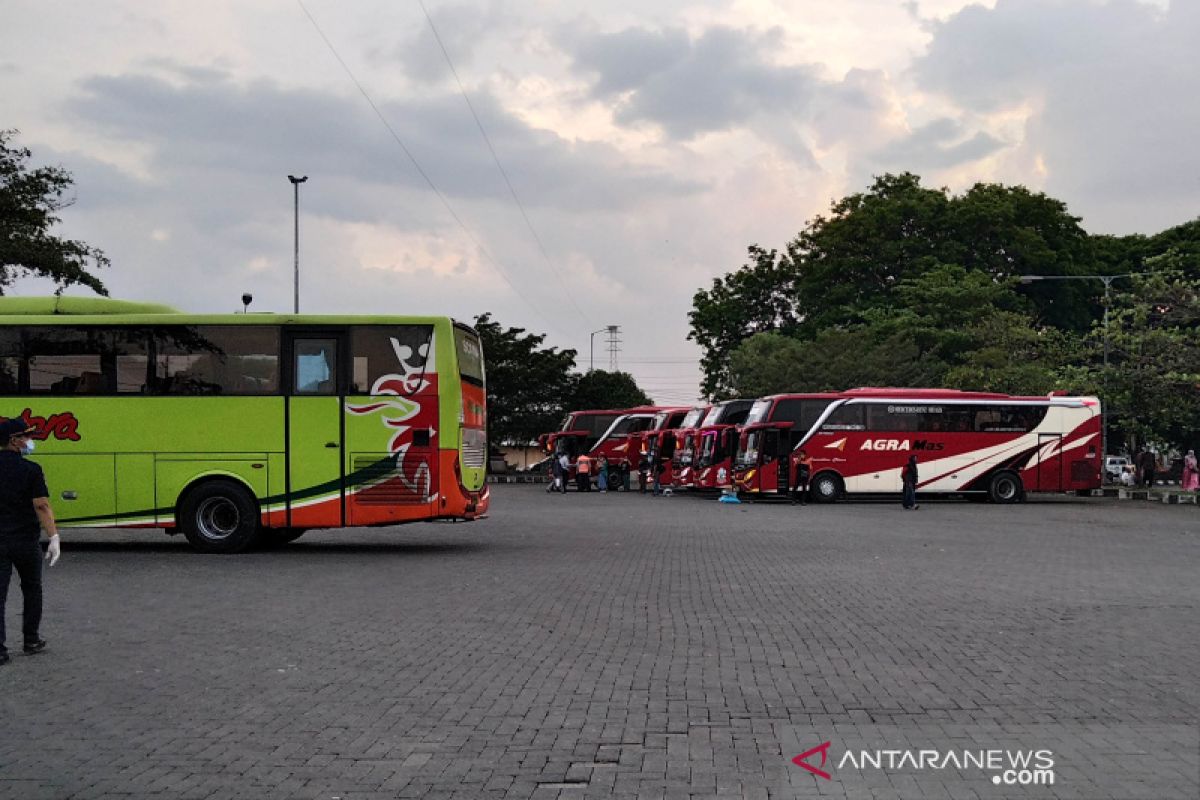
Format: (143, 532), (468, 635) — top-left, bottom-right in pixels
(1, 487), (1197, 799)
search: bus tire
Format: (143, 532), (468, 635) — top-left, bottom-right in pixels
(988, 471), (1023, 504)
(179, 479), (261, 554)
(811, 472), (843, 503)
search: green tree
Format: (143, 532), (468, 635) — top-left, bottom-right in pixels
(473, 313), (577, 447)
(1059, 254), (1200, 451)
(687, 245), (799, 399)
(690, 173), (1105, 397)
(726, 265), (1073, 397)
(0, 129), (108, 295)
(568, 369), (652, 410)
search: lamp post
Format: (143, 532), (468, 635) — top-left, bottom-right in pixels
(288, 175), (308, 314)
(589, 325), (619, 372)
(1019, 273), (1134, 459)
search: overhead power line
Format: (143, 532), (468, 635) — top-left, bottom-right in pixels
(415, 0), (593, 328)
(294, 0), (563, 336)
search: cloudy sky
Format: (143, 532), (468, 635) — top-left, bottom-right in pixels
(3, 0), (1196, 403)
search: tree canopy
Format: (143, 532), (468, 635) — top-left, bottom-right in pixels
(0, 130), (108, 295)
(473, 313), (577, 448)
(691, 172), (1200, 451)
(569, 370), (652, 411)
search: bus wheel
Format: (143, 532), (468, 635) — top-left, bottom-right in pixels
(179, 480), (260, 553)
(811, 472), (843, 503)
(988, 471), (1023, 504)
(260, 528), (306, 548)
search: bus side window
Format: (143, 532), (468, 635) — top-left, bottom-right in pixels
(294, 338), (339, 395)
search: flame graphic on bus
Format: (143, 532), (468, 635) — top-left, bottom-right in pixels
(346, 336), (435, 495)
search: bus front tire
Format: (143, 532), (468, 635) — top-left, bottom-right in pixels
(811, 472), (844, 503)
(988, 471), (1023, 504)
(179, 480), (261, 554)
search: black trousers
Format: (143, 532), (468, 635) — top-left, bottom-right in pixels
(0, 536), (43, 650)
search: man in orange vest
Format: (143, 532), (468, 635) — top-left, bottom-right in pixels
(575, 453), (593, 492)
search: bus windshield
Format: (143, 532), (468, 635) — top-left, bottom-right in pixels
(744, 399), (771, 426)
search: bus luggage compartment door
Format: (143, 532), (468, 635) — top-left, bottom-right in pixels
(1034, 433), (1063, 492)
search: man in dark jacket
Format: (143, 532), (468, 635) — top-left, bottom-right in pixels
(901, 454), (919, 510)
(0, 418), (61, 665)
(1136, 449), (1157, 488)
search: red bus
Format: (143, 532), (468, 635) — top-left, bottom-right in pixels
(624, 407), (693, 483)
(548, 406), (689, 486)
(540, 408), (628, 454)
(670, 405), (711, 488)
(731, 393), (842, 494)
(691, 399), (756, 491)
(734, 388), (1102, 503)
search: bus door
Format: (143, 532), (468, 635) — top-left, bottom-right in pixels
(1034, 433), (1063, 492)
(760, 428), (786, 493)
(285, 331), (346, 529)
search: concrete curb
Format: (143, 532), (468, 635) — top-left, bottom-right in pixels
(1094, 487), (1198, 505)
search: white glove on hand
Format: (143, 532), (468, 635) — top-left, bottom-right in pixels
(46, 535), (60, 567)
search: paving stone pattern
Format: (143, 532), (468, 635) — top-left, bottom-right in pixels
(1, 488), (1197, 799)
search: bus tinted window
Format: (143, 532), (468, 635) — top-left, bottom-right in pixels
(0, 328), (22, 393)
(972, 405), (1047, 432)
(22, 328), (107, 394)
(861, 402), (1049, 433)
(821, 403), (865, 431)
(156, 326), (280, 395)
(453, 326), (484, 386)
(350, 325), (434, 394)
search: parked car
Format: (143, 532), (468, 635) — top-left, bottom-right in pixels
(1104, 455), (1131, 482)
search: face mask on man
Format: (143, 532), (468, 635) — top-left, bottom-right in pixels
(19, 438), (34, 455)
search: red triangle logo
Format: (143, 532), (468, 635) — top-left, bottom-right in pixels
(792, 741), (832, 780)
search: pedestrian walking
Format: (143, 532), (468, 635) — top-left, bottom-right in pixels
(547, 450), (561, 493)
(0, 419), (61, 666)
(1136, 448), (1156, 488)
(1183, 449), (1199, 492)
(575, 453), (593, 492)
(638, 451), (650, 494)
(901, 454), (919, 510)
(596, 456), (609, 493)
(790, 449), (812, 505)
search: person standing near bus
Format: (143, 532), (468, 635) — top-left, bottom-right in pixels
(596, 455), (609, 493)
(901, 454), (919, 510)
(0, 419), (61, 665)
(1183, 449), (1199, 492)
(1136, 448), (1156, 488)
(575, 453), (593, 492)
(790, 449), (813, 505)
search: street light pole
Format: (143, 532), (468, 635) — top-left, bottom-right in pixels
(589, 326), (618, 372)
(288, 175), (308, 314)
(1019, 273), (1133, 459)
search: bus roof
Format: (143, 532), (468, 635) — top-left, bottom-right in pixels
(0, 296), (464, 328)
(0, 296), (179, 316)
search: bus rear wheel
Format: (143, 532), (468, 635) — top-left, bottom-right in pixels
(811, 472), (844, 503)
(988, 471), (1023, 504)
(179, 480), (260, 554)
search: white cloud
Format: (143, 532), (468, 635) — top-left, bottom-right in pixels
(3, 0), (1196, 402)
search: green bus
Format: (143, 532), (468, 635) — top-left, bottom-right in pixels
(0, 296), (489, 552)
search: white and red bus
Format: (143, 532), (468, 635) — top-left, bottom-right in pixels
(692, 399), (756, 491)
(670, 405), (711, 487)
(734, 388), (1102, 503)
(545, 406), (690, 485)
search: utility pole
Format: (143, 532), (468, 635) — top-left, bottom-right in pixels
(288, 175), (308, 314)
